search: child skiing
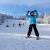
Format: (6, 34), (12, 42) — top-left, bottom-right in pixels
(26, 10), (39, 40)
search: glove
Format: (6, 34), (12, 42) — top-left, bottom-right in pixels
(34, 10), (36, 12)
(28, 11), (30, 12)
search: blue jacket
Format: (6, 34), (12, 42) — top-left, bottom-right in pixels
(26, 11), (39, 24)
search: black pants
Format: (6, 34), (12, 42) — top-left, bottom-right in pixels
(27, 24), (39, 37)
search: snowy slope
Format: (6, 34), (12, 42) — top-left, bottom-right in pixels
(0, 19), (50, 50)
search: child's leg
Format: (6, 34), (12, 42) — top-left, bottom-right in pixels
(27, 25), (32, 37)
(33, 24), (39, 37)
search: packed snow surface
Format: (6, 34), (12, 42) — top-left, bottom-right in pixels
(0, 19), (50, 50)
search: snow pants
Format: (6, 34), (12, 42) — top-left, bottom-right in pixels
(27, 24), (39, 37)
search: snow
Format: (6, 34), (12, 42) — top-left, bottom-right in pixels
(0, 19), (50, 50)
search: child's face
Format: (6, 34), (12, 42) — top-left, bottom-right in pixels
(30, 11), (34, 16)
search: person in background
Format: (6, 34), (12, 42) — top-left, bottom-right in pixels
(13, 23), (15, 27)
(19, 23), (21, 27)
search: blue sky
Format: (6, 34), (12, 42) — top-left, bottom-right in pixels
(0, 0), (50, 17)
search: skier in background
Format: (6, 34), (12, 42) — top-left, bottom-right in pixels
(19, 23), (21, 27)
(13, 23), (15, 27)
(26, 10), (39, 40)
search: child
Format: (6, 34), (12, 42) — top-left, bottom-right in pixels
(26, 10), (39, 40)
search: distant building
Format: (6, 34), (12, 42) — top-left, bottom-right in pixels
(43, 13), (50, 24)
(17, 16), (26, 20)
(36, 13), (43, 24)
(0, 13), (13, 25)
(37, 13), (50, 24)
(0, 13), (2, 25)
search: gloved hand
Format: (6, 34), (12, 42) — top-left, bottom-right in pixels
(34, 10), (36, 12)
(28, 11), (30, 12)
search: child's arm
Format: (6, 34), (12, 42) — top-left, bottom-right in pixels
(34, 10), (39, 18)
(26, 11), (30, 18)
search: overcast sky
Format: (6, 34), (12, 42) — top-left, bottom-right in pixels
(0, 0), (50, 17)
